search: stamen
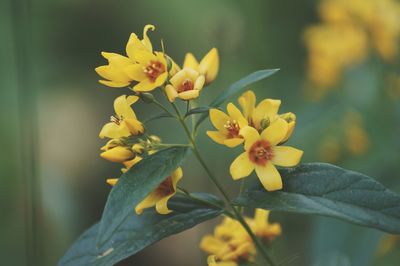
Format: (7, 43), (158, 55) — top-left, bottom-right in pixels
(248, 140), (274, 166)
(224, 120), (240, 138)
(110, 115), (121, 125)
(144, 60), (166, 82)
(178, 79), (194, 92)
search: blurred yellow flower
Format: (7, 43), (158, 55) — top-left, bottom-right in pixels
(183, 48), (219, 84)
(248, 209), (281, 241)
(165, 68), (205, 102)
(135, 167), (183, 215)
(230, 120), (303, 191)
(207, 103), (248, 148)
(99, 95), (144, 139)
(344, 112), (369, 156)
(207, 255), (237, 266)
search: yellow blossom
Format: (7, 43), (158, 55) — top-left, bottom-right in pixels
(135, 167), (183, 215)
(183, 48), (219, 84)
(207, 103), (248, 148)
(249, 209), (281, 241)
(124, 51), (168, 92)
(99, 95), (144, 139)
(230, 120), (303, 191)
(165, 68), (205, 102)
(207, 255), (237, 266)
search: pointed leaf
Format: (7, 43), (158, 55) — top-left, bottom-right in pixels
(184, 106), (214, 118)
(233, 163), (400, 234)
(59, 193), (223, 266)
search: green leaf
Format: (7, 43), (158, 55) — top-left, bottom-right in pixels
(59, 193), (223, 266)
(184, 106), (214, 118)
(143, 112), (174, 124)
(233, 163), (400, 234)
(96, 146), (189, 246)
(195, 68), (279, 128)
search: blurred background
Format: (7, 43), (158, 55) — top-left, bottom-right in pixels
(2, 0), (400, 265)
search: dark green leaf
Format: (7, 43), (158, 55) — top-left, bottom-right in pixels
(97, 147), (189, 245)
(195, 69), (279, 128)
(233, 163), (400, 234)
(143, 112), (174, 124)
(184, 106), (214, 118)
(59, 193), (223, 266)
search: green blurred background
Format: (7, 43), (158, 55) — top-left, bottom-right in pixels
(2, 0), (400, 265)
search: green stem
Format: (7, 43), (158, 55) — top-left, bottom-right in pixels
(170, 102), (276, 266)
(237, 179), (246, 214)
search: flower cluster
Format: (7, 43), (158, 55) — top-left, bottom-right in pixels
(304, 0), (400, 96)
(201, 209), (281, 266)
(208, 90), (303, 191)
(96, 25), (219, 215)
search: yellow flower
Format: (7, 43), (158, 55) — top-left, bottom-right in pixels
(280, 112), (296, 143)
(230, 120), (303, 191)
(200, 235), (254, 262)
(238, 90), (281, 131)
(207, 103), (248, 148)
(95, 52), (134, 88)
(183, 48), (219, 84)
(249, 209), (281, 241)
(207, 255), (238, 266)
(125, 51), (168, 92)
(99, 95), (144, 139)
(164, 68), (205, 102)
(135, 167), (183, 215)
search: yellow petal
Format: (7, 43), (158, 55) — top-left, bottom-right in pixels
(183, 52), (199, 70)
(100, 146), (134, 163)
(126, 33), (146, 60)
(133, 79), (154, 92)
(199, 48), (219, 84)
(114, 95), (136, 119)
(252, 99), (281, 129)
(260, 118), (288, 146)
(134, 50), (157, 65)
(200, 235), (225, 254)
(223, 138), (244, 148)
(255, 163), (282, 191)
(226, 103), (247, 128)
(240, 126), (260, 150)
(230, 152), (254, 180)
(165, 84), (178, 102)
(206, 131), (226, 145)
(127, 95), (139, 106)
(170, 69), (188, 87)
(106, 178), (118, 186)
(95, 65), (130, 82)
(194, 75), (205, 91)
(124, 64), (147, 81)
(124, 119), (144, 135)
(99, 122), (130, 139)
(155, 194), (173, 214)
(123, 156), (142, 169)
(238, 90), (256, 120)
(101, 52), (131, 67)
(142, 24), (155, 52)
(98, 80), (130, 88)
(254, 209), (269, 229)
(272, 146), (303, 167)
(178, 90), (199, 100)
(209, 109), (230, 132)
(135, 192), (161, 215)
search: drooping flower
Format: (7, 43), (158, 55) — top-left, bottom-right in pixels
(183, 48), (219, 84)
(165, 68), (205, 102)
(206, 103), (248, 148)
(99, 95), (144, 139)
(230, 120), (303, 191)
(135, 167), (183, 215)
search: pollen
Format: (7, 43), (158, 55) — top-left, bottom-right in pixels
(144, 60), (165, 82)
(248, 140), (274, 166)
(224, 120), (240, 138)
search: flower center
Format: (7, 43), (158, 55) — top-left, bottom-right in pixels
(224, 120), (240, 138)
(178, 79), (194, 92)
(144, 60), (165, 82)
(156, 176), (174, 196)
(248, 140), (274, 166)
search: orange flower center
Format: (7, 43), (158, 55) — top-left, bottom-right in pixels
(155, 176), (174, 196)
(224, 120), (240, 138)
(248, 140), (274, 166)
(144, 60), (165, 82)
(178, 79), (194, 92)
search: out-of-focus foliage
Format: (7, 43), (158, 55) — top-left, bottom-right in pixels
(2, 0), (400, 265)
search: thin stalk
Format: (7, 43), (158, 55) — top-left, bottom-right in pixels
(237, 179), (246, 213)
(170, 102), (276, 266)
